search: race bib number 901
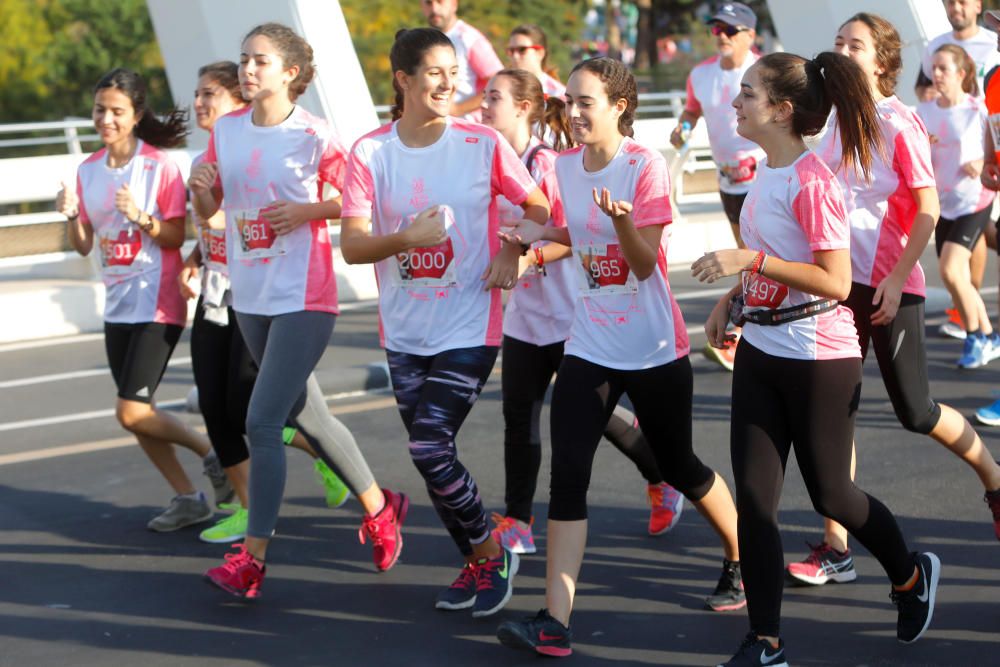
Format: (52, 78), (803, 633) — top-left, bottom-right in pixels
(99, 228), (143, 276)
(575, 243), (637, 296)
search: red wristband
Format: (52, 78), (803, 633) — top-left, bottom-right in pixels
(750, 250), (765, 274)
(533, 247), (546, 276)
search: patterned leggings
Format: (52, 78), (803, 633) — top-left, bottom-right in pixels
(386, 346), (498, 556)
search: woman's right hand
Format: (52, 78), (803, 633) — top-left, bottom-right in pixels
(188, 162), (218, 194)
(982, 162), (1000, 191)
(705, 294), (737, 349)
(56, 181), (80, 219)
(404, 205), (448, 248)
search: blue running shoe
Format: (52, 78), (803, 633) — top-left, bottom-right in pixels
(958, 334), (987, 369)
(976, 398), (1000, 426)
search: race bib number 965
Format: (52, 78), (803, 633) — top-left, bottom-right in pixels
(575, 243), (637, 296)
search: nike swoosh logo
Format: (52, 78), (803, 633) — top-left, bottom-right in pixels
(538, 631), (563, 642)
(892, 330), (905, 360)
(761, 648), (784, 665)
(498, 553), (509, 579)
(916, 564), (929, 603)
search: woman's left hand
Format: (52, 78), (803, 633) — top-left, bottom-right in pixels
(871, 273), (905, 325)
(691, 249), (755, 283)
(114, 184), (140, 222)
(593, 187), (633, 219)
(481, 246), (519, 290)
(262, 200), (309, 236)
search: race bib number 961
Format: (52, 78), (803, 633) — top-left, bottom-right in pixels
(234, 208), (285, 260)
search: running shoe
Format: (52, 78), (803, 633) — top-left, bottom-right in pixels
(938, 308), (966, 340)
(491, 513), (536, 554)
(358, 488), (409, 572)
(203, 543), (266, 599)
(984, 487), (1000, 540)
(199, 506), (249, 544)
(203, 452), (235, 507)
(435, 562), (479, 610)
(702, 332), (739, 372)
(975, 398), (1000, 426)
(786, 541), (857, 585)
(471, 547), (519, 618)
(716, 632), (788, 667)
(314, 459), (351, 509)
(891, 552), (940, 644)
(705, 558), (746, 612)
(497, 608), (573, 657)
(147, 493), (212, 532)
(986, 333), (1000, 364)
(957, 333), (988, 369)
(647, 481), (684, 536)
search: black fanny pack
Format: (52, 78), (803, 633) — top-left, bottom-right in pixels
(729, 294), (838, 327)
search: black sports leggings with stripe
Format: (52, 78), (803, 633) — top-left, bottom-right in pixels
(731, 339), (915, 637)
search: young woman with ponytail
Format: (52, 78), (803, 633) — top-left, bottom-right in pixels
(55, 68), (231, 533)
(692, 49), (939, 666)
(480, 68), (687, 553)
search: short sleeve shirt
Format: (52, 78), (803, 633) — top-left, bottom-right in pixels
(446, 20), (504, 120)
(922, 29), (1000, 97)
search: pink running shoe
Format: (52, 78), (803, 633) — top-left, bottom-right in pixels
(359, 488), (409, 572)
(647, 482), (684, 536)
(491, 513), (536, 554)
(203, 543), (266, 599)
(786, 541), (857, 586)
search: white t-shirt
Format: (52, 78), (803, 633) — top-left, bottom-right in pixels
(206, 106), (347, 316)
(922, 28), (1000, 97)
(76, 140), (187, 326)
(917, 96), (994, 219)
(447, 19), (503, 121)
(538, 72), (566, 99)
(685, 53), (766, 194)
(500, 138), (576, 346)
(342, 118), (538, 356)
(739, 152), (861, 361)
(557, 137), (689, 370)
(814, 97), (936, 297)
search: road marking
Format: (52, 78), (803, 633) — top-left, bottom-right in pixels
(0, 332), (105, 354)
(0, 357), (192, 389)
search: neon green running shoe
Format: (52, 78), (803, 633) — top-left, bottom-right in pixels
(199, 507), (248, 544)
(282, 427), (297, 446)
(315, 459), (351, 508)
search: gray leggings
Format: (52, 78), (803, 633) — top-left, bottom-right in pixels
(236, 310), (376, 539)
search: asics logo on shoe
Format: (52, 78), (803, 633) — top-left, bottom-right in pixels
(539, 631), (563, 642)
(760, 648), (784, 665)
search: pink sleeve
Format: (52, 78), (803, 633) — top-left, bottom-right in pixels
(533, 151), (565, 228)
(156, 159), (187, 220)
(792, 179), (849, 251)
(632, 157), (672, 228)
(491, 138), (537, 206)
(468, 35), (503, 93)
(684, 75), (702, 115)
(340, 148), (375, 219)
(76, 171), (90, 226)
(893, 121), (936, 190)
(318, 132), (349, 191)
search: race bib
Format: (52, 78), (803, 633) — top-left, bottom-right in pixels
(200, 228), (228, 273)
(234, 208), (285, 260)
(98, 228), (143, 276)
(743, 272), (789, 309)
(392, 206), (458, 288)
(721, 156), (758, 185)
(575, 243), (637, 296)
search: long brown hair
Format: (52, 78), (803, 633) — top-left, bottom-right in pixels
(94, 68), (188, 149)
(389, 27), (455, 121)
(493, 68), (573, 152)
(755, 51), (884, 180)
(934, 43), (979, 96)
(840, 12), (902, 98)
(242, 23), (316, 101)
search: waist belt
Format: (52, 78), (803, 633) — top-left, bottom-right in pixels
(743, 298), (839, 326)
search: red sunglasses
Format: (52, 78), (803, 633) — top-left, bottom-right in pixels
(711, 23), (748, 37)
(506, 45), (545, 56)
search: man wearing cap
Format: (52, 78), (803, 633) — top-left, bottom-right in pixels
(916, 0), (1000, 102)
(670, 2), (765, 371)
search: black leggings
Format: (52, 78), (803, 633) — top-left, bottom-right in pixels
(501, 335), (664, 523)
(190, 299), (256, 468)
(548, 355), (714, 521)
(844, 282), (941, 434)
(731, 340), (914, 637)
(104, 321), (183, 404)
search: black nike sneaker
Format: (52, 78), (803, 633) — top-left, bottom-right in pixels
(891, 551), (940, 643)
(497, 608), (572, 657)
(717, 632), (789, 667)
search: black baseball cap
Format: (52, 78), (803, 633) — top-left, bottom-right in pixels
(707, 2), (757, 31)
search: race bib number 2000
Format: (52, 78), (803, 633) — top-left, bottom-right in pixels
(393, 206), (458, 288)
(575, 243), (637, 296)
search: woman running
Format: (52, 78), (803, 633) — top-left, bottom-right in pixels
(55, 68), (230, 532)
(480, 68), (685, 551)
(506, 24), (565, 98)
(495, 57), (743, 658)
(189, 23), (406, 599)
(178, 61), (351, 545)
(787, 13), (1000, 588)
(340, 28), (549, 618)
(694, 50), (940, 667)
(917, 44), (998, 368)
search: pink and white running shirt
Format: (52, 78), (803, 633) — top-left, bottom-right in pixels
(538, 72), (566, 99)
(916, 96), (994, 219)
(206, 106), (347, 316)
(739, 152), (860, 361)
(557, 138), (689, 370)
(499, 138), (576, 346)
(76, 140), (187, 326)
(815, 97), (936, 297)
(685, 53), (766, 194)
(447, 20), (503, 121)
(342, 118), (537, 356)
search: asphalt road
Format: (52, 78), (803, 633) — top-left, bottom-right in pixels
(1, 249), (998, 667)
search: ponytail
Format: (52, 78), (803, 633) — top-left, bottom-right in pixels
(540, 96), (573, 152)
(94, 68), (188, 149)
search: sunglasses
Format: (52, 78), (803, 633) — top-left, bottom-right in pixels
(711, 23), (748, 37)
(506, 45), (545, 56)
